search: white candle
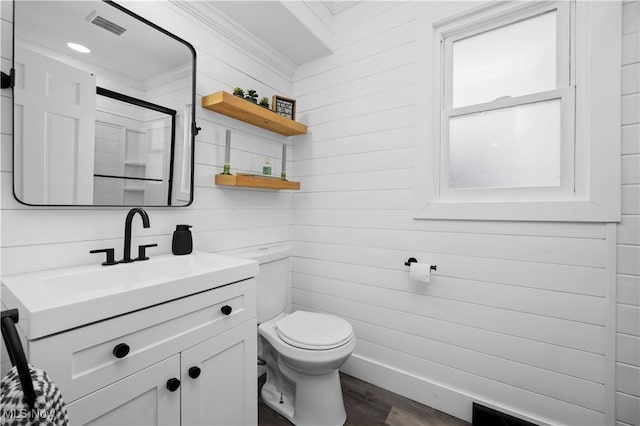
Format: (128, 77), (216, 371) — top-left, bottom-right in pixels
(224, 130), (231, 164)
(281, 144), (287, 173)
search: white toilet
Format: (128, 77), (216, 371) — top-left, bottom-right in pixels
(230, 244), (356, 426)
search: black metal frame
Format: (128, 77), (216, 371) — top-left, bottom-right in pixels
(1, 309), (36, 409)
(94, 174), (163, 183)
(5, 0), (198, 207)
(97, 86), (177, 205)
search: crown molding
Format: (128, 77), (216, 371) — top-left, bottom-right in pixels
(166, 1), (298, 81)
(323, 1), (358, 15)
(145, 63), (192, 91)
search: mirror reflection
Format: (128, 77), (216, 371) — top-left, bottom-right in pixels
(13, 0), (195, 206)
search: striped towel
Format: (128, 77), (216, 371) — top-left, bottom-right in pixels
(1, 365), (68, 425)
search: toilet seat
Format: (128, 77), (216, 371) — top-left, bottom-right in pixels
(275, 311), (353, 350)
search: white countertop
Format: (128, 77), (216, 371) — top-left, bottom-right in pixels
(1, 252), (259, 340)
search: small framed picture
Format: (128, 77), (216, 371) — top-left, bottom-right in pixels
(272, 95), (296, 121)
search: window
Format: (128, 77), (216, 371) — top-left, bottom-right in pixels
(414, 1), (621, 222)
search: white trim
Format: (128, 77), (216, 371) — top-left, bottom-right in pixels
(343, 354), (557, 426)
(322, 1), (357, 16)
(166, 1), (298, 81)
(445, 88), (568, 118)
(144, 63), (192, 92)
(604, 223), (617, 426)
(414, 0), (621, 222)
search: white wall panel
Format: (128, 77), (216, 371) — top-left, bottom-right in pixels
(622, 32), (639, 66)
(294, 240), (605, 295)
(617, 334), (640, 366)
(622, 124), (640, 154)
(291, 1), (625, 424)
(293, 126), (414, 162)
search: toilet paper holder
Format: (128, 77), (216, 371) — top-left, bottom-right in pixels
(404, 257), (437, 272)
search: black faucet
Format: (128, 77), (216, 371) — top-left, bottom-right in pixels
(119, 208), (150, 263)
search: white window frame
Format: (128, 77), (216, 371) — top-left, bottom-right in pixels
(414, 1), (621, 222)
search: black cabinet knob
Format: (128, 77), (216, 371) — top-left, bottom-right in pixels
(166, 378), (181, 392)
(188, 366), (201, 379)
(220, 305), (232, 316)
(112, 343), (130, 359)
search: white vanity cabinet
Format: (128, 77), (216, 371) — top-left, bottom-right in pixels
(64, 355), (182, 425)
(27, 278), (258, 426)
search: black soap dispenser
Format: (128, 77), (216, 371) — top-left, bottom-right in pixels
(172, 225), (193, 255)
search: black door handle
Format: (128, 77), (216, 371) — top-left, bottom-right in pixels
(221, 305), (232, 316)
(166, 378), (181, 392)
(113, 343), (130, 359)
(188, 366), (201, 379)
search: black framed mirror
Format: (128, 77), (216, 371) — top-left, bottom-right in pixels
(9, 0), (197, 206)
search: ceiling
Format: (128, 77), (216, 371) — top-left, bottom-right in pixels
(15, 1), (191, 88)
(208, 1), (358, 66)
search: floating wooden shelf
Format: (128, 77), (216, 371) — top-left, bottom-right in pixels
(215, 174), (300, 190)
(201, 91), (307, 137)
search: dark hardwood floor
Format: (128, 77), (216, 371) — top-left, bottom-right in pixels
(258, 373), (470, 426)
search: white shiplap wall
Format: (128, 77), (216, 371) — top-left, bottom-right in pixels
(291, 2), (624, 425)
(617, 2), (640, 426)
(0, 1), (637, 425)
(0, 3), (294, 276)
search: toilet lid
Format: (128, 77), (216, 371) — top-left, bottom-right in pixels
(275, 311), (353, 350)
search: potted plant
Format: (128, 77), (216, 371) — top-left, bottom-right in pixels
(259, 97), (270, 109)
(232, 87), (244, 98)
(245, 89), (258, 103)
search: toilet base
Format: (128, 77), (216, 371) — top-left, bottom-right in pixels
(261, 360), (347, 426)
(261, 379), (295, 421)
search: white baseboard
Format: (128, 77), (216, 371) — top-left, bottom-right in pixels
(341, 354), (555, 426)
(341, 353), (473, 422)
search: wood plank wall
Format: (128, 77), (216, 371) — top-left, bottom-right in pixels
(290, 2), (626, 425)
(0, 1), (637, 425)
(616, 2), (640, 426)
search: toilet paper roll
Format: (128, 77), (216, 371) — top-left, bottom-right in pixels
(409, 262), (431, 283)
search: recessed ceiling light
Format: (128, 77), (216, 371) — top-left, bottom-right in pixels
(67, 42), (90, 54)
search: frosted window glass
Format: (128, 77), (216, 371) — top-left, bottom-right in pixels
(452, 11), (557, 108)
(448, 100), (561, 189)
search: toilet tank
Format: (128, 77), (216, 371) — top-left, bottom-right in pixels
(221, 244), (291, 323)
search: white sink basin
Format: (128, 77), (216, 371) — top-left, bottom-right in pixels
(1, 252), (258, 339)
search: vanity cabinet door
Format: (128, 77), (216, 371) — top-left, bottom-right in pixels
(65, 355), (180, 426)
(181, 320), (257, 426)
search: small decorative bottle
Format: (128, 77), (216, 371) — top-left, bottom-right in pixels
(262, 156), (272, 175)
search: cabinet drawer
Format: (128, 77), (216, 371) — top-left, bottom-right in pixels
(29, 278), (256, 402)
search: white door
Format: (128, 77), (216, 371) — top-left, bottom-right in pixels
(181, 320), (257, 426)
(14, 46), (96, 204)
(65, 355), (181, 426)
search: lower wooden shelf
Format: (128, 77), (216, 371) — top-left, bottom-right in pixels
(215, 174), (300, 190)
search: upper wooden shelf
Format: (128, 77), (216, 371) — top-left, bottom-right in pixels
(201, 91), (307, 137)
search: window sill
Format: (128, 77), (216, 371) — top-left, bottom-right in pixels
(415, 199), (621, 222)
